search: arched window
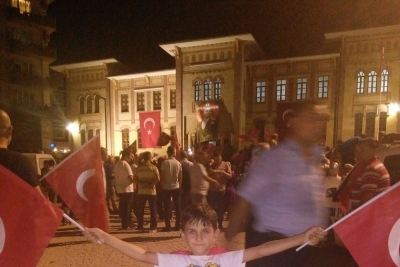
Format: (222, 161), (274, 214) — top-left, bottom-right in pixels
(356, 72), (365, 94)
(368, 71), (377, 93)
(204, 80), (212, 100)
(381, 70), (389, 93)
(87, 129), (94, 140)
(79, 96), (85, 114)
(214, 78), (221, 99)
(122, 129), (130, 149)
(194, 81), (201, 101)
(354, 113), (363, 137)
(86, 96), (92, 114)
(94, 96), (100, 113)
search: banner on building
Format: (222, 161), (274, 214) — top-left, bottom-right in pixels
(139, 111), (161, 148)
(195, 101), (220, 143)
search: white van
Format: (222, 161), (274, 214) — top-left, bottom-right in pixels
(376, 142), (400, 185)
(22, 153), (56, 178)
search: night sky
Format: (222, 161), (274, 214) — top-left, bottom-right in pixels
(48, 0), (400, 72)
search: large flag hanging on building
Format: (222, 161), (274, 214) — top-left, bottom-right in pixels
(44, 135), (109, 232)
(139, 111), (160, 148)
(333, 182), (400, 267)
(0, 164), (63, 267)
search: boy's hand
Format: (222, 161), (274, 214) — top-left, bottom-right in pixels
(304, 226), (327, 246)
(83, 227), (105, 245)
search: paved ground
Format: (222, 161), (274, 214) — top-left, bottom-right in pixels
(37, 213), (359, 267)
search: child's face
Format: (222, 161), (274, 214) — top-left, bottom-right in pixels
(180, 222), (220, 256)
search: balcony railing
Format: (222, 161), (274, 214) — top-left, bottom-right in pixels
(6, 6), (56, 29)
(9, 39), (57, 59)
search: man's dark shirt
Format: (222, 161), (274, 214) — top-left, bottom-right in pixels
(0, 148), (39, 187)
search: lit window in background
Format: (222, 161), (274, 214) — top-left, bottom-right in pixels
(12, 0), (31, 14)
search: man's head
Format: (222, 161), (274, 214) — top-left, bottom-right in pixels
(195, 150), (208, 165)
(100, 147), (108, 161)
(212, 150), (222, 165)
(289, 100), (329, 146)
(142, 151), (152, 161)
(180, 150), (188, 159)
(167, 145), (175, 157)
(120, 148), (134, 163)
(0, 109), (13, 148)
(48, 159), (56, 168)
(180, 203), (219, 255)
(355, 138), (379, 164)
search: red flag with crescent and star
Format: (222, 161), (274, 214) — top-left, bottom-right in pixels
(139, 111), (161, 148)
(332, 182), (400, 267)
(0, 164), (63, 267)
(44, 135), (109, 232)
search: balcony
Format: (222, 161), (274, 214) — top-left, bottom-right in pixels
(6, 6), (56, 30)
(9, 39), (56, 60)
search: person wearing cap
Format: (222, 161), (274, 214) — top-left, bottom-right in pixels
(160, 145), (182, 231)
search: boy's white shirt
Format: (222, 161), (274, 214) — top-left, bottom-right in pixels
(155, 250), (245, 267)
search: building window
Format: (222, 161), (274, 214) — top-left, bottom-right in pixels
(86, 96), (92, 114)
(366, 112), (375, 137)
(121, 94), (129, 113)
(214, 79), (221, 99)
(255, 81), (266, 103)
(170, 126), (176, 142)
(12, 0), (31, 14)
(204, 80), (212, 100)
(379, 112), (387, 133)
(153, 91), (162, 110)
(368, 71), (377, 93)
(88, 129), (94, 140)
(357, 72), (365, 94)
(80, 129), (86, 146)
(276, 79), (287, 101)
(122, 129), (130, 149)
(381, 70), (389, 93)
(94, 96), (100, 113)
(137, 129), (142, 148)
(255, 120), (265, 143)
(137, 92), (145, 111)
(195, 81), (201, 101)
(354, 113), (363, 137)
(79, 97), (84, 114)
(170, 90), (176, 109)
(296, 78), (307, 100)
(96, 129), (100, 136)
(318, 76), (329, 98)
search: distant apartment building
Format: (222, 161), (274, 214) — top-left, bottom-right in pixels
(0, 0), (64, 153)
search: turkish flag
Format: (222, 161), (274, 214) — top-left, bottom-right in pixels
(44, 135), (109, 232)
(139, 111), (160, 148)
(333, 182), (400, 267)
(0, 164), (63, 267)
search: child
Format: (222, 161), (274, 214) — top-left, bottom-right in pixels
(83, 203), (326, 267)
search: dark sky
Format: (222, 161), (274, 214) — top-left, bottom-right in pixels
(48, 0), (400, 72)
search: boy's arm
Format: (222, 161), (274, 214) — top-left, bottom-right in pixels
(241, 226), (326, 263)
(83, 228), (158, 265)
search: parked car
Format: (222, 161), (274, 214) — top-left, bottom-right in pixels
(22, 153), (56, 179)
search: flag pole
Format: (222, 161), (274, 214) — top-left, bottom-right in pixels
(296, 181), (400, 251)
(63, 213), (102, 244)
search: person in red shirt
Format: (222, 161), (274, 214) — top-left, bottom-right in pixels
(337, 138), (390, 212)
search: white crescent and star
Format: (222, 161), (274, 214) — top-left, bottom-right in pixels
(143, 117), (156, 135)
(0, 217), (5, 254)
(76, 169), (95, 201)
(388, 218), (400, 266)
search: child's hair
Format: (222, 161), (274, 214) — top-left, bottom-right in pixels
(181, 203), (218, 231)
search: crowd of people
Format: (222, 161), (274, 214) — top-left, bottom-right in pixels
(0, 101), (394, 266)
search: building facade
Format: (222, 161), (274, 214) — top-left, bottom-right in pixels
(0, 0), (64, 153)
(53, 24), (400, 155)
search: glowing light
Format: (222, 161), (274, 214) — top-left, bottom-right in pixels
(66, 122), (79, 135)
(388, 103), (400, 116)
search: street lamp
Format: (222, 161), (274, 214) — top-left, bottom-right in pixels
(93, 93), (107, 149)
(66, 122), (79, 151)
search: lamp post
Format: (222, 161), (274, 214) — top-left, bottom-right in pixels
(93, 93), (107, 149)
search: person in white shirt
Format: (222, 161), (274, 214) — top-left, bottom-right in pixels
(83, 203), (326, 267)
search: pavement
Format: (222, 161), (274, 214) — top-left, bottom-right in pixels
(37, 213), (359, 267)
